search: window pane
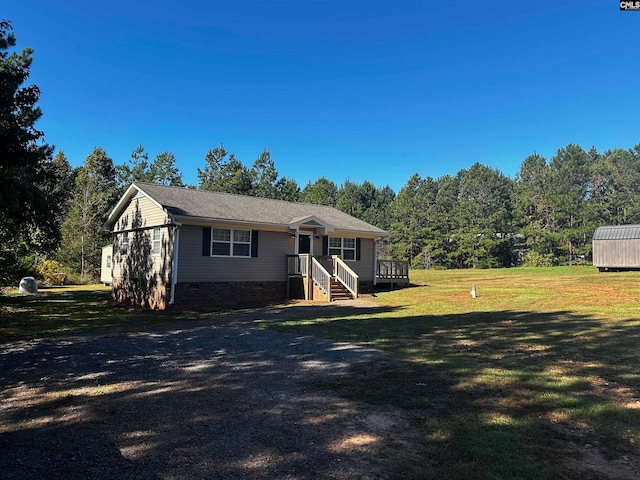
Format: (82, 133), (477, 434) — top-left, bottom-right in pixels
(343, 238), (355, 248)
(234, 244), (250, 257)
(121, 233), (129, 255)
(343, 249), (355, 260)
(234, 229), (250, 243)
(329, 237), (342, 248)
(212, 228), (231, 241)
(152, 228), (161, 255)
(212, 242), (231, 256)
(329, 248), (341, 256)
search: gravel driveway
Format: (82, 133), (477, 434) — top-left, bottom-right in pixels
(0, 309), (404, 479)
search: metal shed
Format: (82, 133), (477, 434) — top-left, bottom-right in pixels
(593, 225), (640, 271)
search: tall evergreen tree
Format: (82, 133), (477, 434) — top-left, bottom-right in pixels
(301, 177), (338, 206)
(452, 163), (513, 268)
(150, 151), (183, 186)
(50, 151), (75, 225)
(197, 145), (228, 191)
(513, 153), (557, 261)
(547, 144), (591, 262)
(197, 145), (252, 194)
(0, 20), (58, 285)
(275, 177), (301, 202)
(389, 174), (438, 265)
(116, 144), (151, 188)
(250, 149), (278, 198)
(60, 148), (118, 280)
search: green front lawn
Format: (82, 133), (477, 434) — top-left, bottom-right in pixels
(0, 285), (164, 339)
(259, 266), (640, 479)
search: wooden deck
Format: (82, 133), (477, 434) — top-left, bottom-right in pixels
(375, 259), (410, 285)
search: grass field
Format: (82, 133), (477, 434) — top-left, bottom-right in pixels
(0, 285), (173, 339)
(259, 266), (640, 479)
(2, 268), (640, 478)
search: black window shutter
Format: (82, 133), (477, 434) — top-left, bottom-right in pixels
(322, 236), (328, 256)
(251, 230), (259, 257)
(202, 227), (211, 256)
(356, 238), (361, 261)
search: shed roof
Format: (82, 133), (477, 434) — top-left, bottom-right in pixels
(105, 182), (388, 237)
(593, 225), (640, 240)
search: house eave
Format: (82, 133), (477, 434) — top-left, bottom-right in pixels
(172, 214), (386, 237)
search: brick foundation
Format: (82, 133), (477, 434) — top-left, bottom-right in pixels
(113, 279), (168, 310)
(174, 281), (287, 311)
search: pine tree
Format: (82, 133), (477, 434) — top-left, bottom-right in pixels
(0, 20), (58, 285)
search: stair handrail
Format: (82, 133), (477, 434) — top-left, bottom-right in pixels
(332, 256), (359, 298)
(311, 256), (332, 301)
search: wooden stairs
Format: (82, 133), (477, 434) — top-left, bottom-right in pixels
(330, 278), (354, 301)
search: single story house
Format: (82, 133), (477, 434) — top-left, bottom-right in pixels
(103, 182), (409, 310)
(593, 225), (640, 271)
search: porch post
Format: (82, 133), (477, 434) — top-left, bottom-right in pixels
(306, 254), (313, 300)
(373, 238), (378, 286)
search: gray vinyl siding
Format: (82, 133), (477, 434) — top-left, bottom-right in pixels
(177, 225), (292, 283)
(347, 237), (374, 282)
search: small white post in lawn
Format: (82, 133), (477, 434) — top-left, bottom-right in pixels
(470, 284), (477, 298)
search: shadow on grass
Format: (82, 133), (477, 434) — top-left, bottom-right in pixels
(259, 307), (640, 479)
(0, 288), (165, 340)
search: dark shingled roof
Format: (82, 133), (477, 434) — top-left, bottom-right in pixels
(133, 182), (388, 236)
(593, 225), (640, 241)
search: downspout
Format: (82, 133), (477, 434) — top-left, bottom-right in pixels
(373, 237), (379, 286)
(169, 222), (181, 305)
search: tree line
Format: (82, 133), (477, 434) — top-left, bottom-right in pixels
(3, 20), (640, 286)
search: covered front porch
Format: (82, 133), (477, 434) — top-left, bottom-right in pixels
(286, 254), (409, 302)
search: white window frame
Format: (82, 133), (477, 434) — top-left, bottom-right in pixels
(329, 237), (356, 261)
(106, 255), (112, 268)
(121, 232), (129, 256)
(152, 227), (162, 256)
(211, 228), (251, 258)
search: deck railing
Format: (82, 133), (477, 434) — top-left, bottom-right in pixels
(311, 256), (332, 301)
(376, 259), (410, 281)
(333, 256), (359, 298)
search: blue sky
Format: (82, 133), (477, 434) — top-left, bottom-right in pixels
(5, 0), (640, 192)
